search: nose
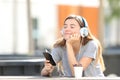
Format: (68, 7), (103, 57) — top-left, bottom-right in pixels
(64, 27), (71, 32)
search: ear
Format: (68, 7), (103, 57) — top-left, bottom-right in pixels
(80, 27), (88, 38)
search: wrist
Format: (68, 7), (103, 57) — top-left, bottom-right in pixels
(66, 41), (71, 46)
(66, 42), (73, 49)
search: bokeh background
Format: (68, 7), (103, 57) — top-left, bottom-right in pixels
(0, 0), (120, 77)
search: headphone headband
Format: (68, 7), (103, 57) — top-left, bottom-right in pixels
(77, 16), (88, 37)
(77, 16), (88, 27)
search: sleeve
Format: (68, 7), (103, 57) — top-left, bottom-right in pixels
(83, 40), (98, 60)
(51, 47), (62, 64)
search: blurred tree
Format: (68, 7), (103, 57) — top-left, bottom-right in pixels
(106, 0), (120, 46)
(107, 0), (120, 20)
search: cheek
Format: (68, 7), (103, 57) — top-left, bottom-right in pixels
(73, 29), (80, 34)
(76, 31), (80, 34)
(74, 31), (80, 34)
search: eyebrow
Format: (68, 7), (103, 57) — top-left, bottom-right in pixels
(70, 24), (76, 26)
(64, 24), (76, 26)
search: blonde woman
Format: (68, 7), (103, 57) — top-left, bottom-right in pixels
(41, 15), (105, 77)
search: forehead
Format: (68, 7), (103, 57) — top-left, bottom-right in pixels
(64, 19), (79, 25)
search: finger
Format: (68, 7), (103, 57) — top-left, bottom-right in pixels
(44, 61), (51, 66)
(45, 65), (53, 72)
(74, 34), (77, 37)
(45, 60), (50, 63)
(45, 64), (52, 70)
(72, 34), (74, 36)
(74, 33), (80, 38)
(76, 33), (79, 36)
(71, 34), (76, 38)
(72, 34), (75, 37)
(70, 34), (73, 38)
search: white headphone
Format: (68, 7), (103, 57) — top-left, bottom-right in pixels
(78, 16), (88, 38)
(61, 16), (89, 38)
(80, 27), (88, 38)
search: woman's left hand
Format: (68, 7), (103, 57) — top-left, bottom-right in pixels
(66, 33), (80, 46)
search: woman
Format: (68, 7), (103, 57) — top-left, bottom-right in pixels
(41, 15), (105, 77)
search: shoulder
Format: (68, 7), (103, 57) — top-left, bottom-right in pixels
(52, 46), (65, 54)
(87, 40), (98, 46)
(51, 46), (65, 60)
(82, 40), (99, 59)
(86, 40), (98, 49)
(52, 46), (64, 51)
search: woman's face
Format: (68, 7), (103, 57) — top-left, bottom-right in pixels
(62, 19), (80, 40)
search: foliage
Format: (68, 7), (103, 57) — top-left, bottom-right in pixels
(105, 0), (120, 23)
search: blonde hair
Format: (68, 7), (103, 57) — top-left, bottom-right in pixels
(53, 15), (105, 72)
(87, 25), (105, 71)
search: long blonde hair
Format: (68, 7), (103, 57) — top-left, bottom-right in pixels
(53, 15), (105, 72)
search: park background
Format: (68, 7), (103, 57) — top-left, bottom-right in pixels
(0, 0), (120, 77)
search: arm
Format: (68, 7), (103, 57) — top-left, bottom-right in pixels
(79, 57), (93, 70)
(66, 42), (93, 76)
(66, 42), (78, 76)
(66, 34), (81, 76)
(79, 40), (98, 70)
(66, 34), (94, 76)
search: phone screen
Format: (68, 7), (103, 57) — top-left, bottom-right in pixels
(43, 51), (56, 66)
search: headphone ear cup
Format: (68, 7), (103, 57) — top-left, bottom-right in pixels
(80, 27), (88, 38)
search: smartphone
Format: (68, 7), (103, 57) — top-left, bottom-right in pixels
(43, 50), (56, 66)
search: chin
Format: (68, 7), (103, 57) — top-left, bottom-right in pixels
(64, 37), (69, 40)
(63, 35), (70, 40)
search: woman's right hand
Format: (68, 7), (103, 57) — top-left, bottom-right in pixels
(41, 60), (54, 76)
(44, 60), (54, 73)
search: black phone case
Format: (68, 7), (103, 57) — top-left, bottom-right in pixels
(43, 52), (56, 66)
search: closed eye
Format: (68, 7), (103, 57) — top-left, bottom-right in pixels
(70, 24), (75, 28)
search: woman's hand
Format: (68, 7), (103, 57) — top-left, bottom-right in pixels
(44, 60), (54, 73)
(66, 33), (80, 47)
(41, 60), (54, 76)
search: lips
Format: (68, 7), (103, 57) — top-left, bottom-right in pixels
(64, 32), (72, 35)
